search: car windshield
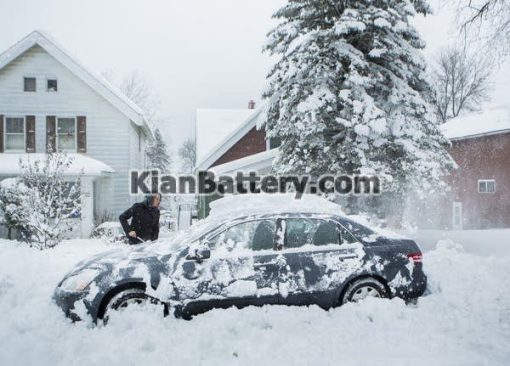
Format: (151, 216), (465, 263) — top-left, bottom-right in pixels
(163, 218), (222, 250)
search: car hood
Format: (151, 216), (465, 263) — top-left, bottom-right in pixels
(63, 241), (187, 280)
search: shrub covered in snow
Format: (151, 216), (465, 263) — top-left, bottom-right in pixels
(0, 152), (81, 249)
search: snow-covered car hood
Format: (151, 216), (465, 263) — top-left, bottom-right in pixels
(63, 241), (185, 280)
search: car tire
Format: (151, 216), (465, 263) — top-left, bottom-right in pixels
(103, 289), (168, 323)
(341, 277), (389, 304)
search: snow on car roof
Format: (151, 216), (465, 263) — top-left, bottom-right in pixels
(207, 194), (408, 240)
(441, 107), (510, 140)
(209, 193), (342, 217)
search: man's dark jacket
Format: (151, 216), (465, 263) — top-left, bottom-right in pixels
(119, 199), (160, 244)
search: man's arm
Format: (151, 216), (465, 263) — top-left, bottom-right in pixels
(119, 205), (135, 236)
(151, 212), (160, 241)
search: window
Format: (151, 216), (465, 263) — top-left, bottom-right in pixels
(47, 79), (58, 92)
(57, 117), (76, 151)
(478, 179), (496, 193)
(284, 218), (357, 249)
(266, 136), (282, 150)
(209, 220), (276, 251)
(4, 117), (25, 151)
(24, 77), (36, 92)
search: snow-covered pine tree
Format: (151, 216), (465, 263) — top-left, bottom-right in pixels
(261, 0), (455, 216)
(145, 128), (172, 172)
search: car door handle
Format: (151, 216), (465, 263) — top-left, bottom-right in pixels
(254, 261), (278, 268)
(339, 255), (358, 260)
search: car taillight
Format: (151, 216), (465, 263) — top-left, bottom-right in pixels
(408, 252), (423, 263)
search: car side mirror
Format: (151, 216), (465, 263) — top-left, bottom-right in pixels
(186, 243), (211, 261)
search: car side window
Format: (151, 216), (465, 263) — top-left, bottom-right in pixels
(208, 220), (276, 252)
(284, 218), (358, 248)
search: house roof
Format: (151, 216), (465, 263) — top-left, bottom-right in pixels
(210, 149), (277, 175)
(0, 153), (115, 176)
(195, 107), (262, 171)
(441, 107), (510, 140)
(0, 30), (151, 134)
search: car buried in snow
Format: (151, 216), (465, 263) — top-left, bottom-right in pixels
(54, 206), (427, 323)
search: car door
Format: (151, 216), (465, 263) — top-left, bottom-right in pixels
(279, 217), (366, 308)
(179, 218), (281, 316)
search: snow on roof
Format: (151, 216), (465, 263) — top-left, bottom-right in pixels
(0, 30), (150, 133)
(195, 108), (260, 170)
(0, 153), (115, 176)
(441, 107), (510, 140)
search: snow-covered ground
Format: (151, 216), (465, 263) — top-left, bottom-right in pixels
(0, 233), (509, 366)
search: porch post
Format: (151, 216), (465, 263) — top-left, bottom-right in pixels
(80, 177), (94, 238)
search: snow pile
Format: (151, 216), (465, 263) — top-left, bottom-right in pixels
(0, 236), (509, 365)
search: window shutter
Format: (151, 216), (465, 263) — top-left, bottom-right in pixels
(26, 115), (36, 153)
(46, 116), (56, 152)
(0, 115), (3, 153)
(77, 116), (86, 153)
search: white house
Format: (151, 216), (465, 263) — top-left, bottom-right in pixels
(0, 30), (152, 238)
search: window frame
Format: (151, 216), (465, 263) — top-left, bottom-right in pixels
(46, 78), (58, 92)
(478, 179), (496, 194)
(4, 115), (26, 153)
(281, 217), (359, 250)
(204, 218), (278, 252)
(23, 76), (36, 92)
(56, 116), (78, 152)
(265, 136), (282, 151)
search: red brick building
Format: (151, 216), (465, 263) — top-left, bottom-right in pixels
(194, 102), (278, 176)
(195, 104), (510, 228)
(442, 108), (510, 229)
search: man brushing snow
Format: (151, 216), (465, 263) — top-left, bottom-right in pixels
(119, 193), (161, 245)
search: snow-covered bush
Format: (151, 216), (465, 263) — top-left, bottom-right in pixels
(0, 152), (81, 249)
(0, 178), (29, 239)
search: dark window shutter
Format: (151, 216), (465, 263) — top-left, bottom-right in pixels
(46, 116), (56, 152)
(26, 115), (36, 153)
(0, 114), (4, 153)
(77, 116), (86, 153)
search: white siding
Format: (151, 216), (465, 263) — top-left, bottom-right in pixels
(0, 45), (147, 217)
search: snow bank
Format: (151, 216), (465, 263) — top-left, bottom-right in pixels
(0, 235), (509, 365)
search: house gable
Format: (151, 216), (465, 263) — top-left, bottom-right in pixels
(211, 126), (266, 167)
(0, 30), (150, 133)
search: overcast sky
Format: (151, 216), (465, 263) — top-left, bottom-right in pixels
(1, 0), (500, 161)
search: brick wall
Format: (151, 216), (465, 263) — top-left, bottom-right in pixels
(447, 132), (510, 228)
(211, 127), (267, 167)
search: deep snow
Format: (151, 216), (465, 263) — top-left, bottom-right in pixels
(0, 235), (509, 366)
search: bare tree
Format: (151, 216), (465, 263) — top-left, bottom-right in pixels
(431, 46), (492, 123)
(457, 0), (510, 57)
(102, 70), (161, 125)
(178, 138), (196, 173)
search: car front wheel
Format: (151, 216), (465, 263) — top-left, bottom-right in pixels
(341, 277), (389, 304)
(103, 289), (168, 323)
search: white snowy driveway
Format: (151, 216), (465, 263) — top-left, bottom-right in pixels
(0, 237), (509, 366)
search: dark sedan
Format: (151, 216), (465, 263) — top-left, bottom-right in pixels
(54, 211), (427, 323)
